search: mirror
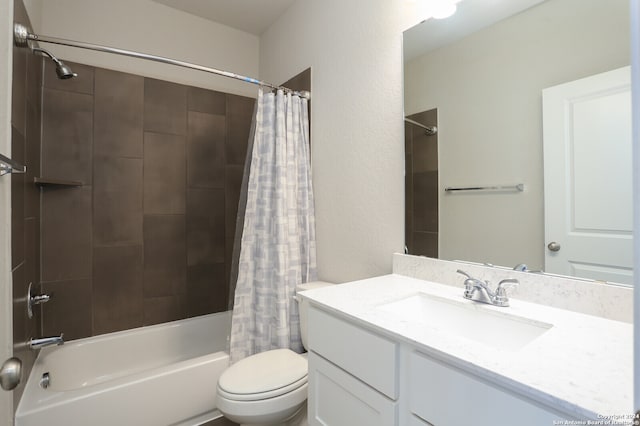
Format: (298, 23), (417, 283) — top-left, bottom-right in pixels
(403, 0), (632, 285)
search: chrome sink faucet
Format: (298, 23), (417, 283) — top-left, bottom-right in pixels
(456, 270), (519, 307)
(513, 263), (544, 273)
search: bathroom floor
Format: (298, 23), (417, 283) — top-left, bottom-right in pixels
(202, 417), (239, 426)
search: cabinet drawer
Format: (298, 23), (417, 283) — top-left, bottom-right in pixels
(308, 351), (397, 426)
(409, 351), (568, 426)
(308, 306), (398, 399)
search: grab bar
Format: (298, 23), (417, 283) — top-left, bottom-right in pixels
(0, 153), (26, 176)
(444, 184), (524, 193)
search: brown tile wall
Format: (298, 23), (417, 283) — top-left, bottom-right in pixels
(39, 62), (255, 340)
(11, 0), (43, 409)
(282, 68), (312, 134)
(406, 109), (439, 258)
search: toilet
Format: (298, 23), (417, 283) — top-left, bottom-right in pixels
(216, 281), (333, 426)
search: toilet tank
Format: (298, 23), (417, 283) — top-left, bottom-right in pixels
(296, 281), (334, 350)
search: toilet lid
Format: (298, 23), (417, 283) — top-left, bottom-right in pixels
(218, 349), (308, 397)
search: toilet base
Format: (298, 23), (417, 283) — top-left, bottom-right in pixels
(239, 404), (307, 426)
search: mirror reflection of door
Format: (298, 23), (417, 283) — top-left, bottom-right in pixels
(405, 109), (439, 257)
(543, 66), (632, 284)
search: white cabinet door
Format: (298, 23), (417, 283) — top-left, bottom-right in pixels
(543, 66), (632, 284)
(308, 307), (398, 399)
(408, 352), (576, 426)
(308, 352), (397, 426)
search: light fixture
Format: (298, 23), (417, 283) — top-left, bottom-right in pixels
(411, 0), (463, 21)
(432, 0), (459, 19)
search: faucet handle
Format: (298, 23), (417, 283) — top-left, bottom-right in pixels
(494, 279), (519, 307)
(456, 269), (472, 279)
(497, 278), (519, 288)
(27, 282), (52, 319)
(457, 270), (473, 291)
(457, 270), (489, 288)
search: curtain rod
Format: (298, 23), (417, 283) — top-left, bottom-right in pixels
(404, 117), (437, 135)
(13, 23), (310, 99)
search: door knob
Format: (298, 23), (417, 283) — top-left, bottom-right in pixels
(0, 357), (22, 391)
(547, 241), (561, 252)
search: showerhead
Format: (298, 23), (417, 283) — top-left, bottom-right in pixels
(53, 60), (77, 80)
(32, 47), (77, 80)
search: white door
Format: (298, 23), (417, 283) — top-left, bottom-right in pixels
(632, 0), (640, 415)
(543, 67), (633, 284)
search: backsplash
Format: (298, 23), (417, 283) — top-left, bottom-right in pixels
(393, 254), (632, 323)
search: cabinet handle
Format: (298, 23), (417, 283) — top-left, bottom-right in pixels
(413, 413), (435, 426)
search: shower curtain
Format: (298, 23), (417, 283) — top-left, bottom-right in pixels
(229, 88), (317, 363)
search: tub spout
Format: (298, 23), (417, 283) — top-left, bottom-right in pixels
(29, 334), (64, 349)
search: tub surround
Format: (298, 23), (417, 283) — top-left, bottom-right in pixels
(11, 0), (44, 409)
(38, 61), (255, 339)
(300, 274), (632, 421)
(404, 109), (439, 258)
(393, 253), (633, 323)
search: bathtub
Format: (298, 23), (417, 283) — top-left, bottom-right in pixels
(15, 311), (232, 426)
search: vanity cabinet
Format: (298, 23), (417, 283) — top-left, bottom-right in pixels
(307, 306), (398, 425)
(408, 351), (563, 426)
(308, 352), (397, 425)
(307, 305), (579, 426)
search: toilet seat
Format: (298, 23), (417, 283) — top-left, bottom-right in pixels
(218, 349), (308, 402)
(218, 375), (307, 401)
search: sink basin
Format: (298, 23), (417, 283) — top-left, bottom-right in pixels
(377, 293), (552, 351)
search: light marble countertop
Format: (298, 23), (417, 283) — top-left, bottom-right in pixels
(300, 274), (633, 421)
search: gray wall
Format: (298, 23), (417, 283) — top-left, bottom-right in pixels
(27, 0), (260, 98)
(259, 0), (409, 283)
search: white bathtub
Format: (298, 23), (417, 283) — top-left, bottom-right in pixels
(15, 311), (232, 426)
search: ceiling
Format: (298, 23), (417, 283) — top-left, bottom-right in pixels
(403, 0), (547, 62)
(152, 0), (297, 35)
(151, 0), (547, 55)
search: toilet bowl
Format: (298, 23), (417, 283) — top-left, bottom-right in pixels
(216, 281), (333, 426)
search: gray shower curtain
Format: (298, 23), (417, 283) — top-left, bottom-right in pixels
(229, 88), (317, 363)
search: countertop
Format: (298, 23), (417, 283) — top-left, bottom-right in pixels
(299, 274), (633, 421)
